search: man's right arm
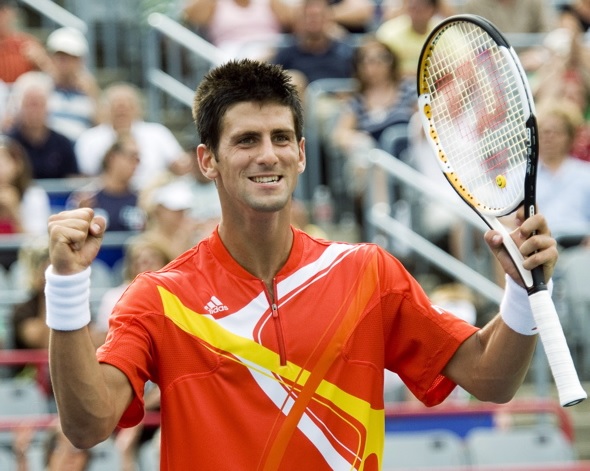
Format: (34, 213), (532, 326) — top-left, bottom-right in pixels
(46, 208), (134, 448)
(49, 330), (134, 448)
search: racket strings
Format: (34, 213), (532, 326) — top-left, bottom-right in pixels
(423, 22), (528, 213)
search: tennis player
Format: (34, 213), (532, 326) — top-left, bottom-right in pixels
(45, 59), (558, 469)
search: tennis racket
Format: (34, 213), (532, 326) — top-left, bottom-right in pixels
(417, 14), (586, 407)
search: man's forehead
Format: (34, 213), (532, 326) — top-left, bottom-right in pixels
(221, 101), (296, 134)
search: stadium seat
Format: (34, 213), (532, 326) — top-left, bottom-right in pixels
(382, 429), (467, 469)
(87, 437), (122, 471)
(0, 448), (15, 470)
(0, 378), (49, 417)
(554, 246), (590, 379)
(465, 425), (575, 467)
(0, 378), (50, 448)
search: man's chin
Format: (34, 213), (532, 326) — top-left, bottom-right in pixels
(248, 197), (289, 213)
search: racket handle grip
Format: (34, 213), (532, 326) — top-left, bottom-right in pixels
(529, 290), (587, 406)
(529, 265), (546, 293)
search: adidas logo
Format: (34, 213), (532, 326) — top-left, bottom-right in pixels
(204, 296), (229, 314)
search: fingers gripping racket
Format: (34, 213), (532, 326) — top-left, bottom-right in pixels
(417, 15), (586, 406)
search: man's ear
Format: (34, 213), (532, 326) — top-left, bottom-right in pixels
(197, 144), (218, 181)
(297, 137), (306, 174)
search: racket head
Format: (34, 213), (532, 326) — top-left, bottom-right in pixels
(417, 15), (538, 219)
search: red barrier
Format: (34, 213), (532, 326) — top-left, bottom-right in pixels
(0, 349), (50, 393)
(385, 398), (575, 442)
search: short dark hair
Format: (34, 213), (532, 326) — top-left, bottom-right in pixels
(192, 59), (304, 156)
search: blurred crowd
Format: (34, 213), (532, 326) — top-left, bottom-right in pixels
(1, 0), (590, 469)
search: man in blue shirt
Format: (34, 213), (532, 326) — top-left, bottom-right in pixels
(273, 0), (354, 85)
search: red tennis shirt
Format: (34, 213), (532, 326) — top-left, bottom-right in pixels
(97, 227), (477, 470)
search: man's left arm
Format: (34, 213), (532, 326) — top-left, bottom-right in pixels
(443, 207), (558, 402)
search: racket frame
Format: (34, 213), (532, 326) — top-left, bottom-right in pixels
(416, 14), (587, 407)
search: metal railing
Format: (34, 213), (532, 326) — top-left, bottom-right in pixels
(18, 0), (92, 68)
(363, 148), (565, 396)
(145, 12), (225, 125)
(62, 0), (143, 77)
(364, 148), (503, 305)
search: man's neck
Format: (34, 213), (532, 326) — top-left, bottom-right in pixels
(541, 154), (567, 173)
(300, 33), (330, 53)
(101, 173), (131, 195)
(217, 213), (294, 295)
(20, 124), (48, 144)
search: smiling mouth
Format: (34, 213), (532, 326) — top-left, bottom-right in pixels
(251, 176), (281, 183)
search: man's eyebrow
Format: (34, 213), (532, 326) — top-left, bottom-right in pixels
(271, 128), (296, 136)
(229, 130), (260, 142)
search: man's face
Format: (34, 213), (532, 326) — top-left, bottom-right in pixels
(199, 101), (305, 215)
(408, 0), (435, 26)
(52, 52), (83, 81)
(299, 0), (330, 37)
(19, 88), (48, 126)
(108, 90), (139, 127)
(110, 141), (140, 181)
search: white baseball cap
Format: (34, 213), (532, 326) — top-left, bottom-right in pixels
(47, 27), (89, 57)
(152, 181), (193, 211)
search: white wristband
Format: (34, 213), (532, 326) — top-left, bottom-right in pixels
(500, 275), (553, 336)
(45, 266), (92, 331)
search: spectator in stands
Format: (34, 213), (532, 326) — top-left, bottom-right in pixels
(272, 0), (354, 86)
(459, 0), (555, 35)
(10, 236), (51, 351)
(536, 99), (590, 247)
(181, 147), (222, 242)
(0, 135), (51, 236)
(376, 0), (446, 78)
(44, 26), (100, 142)
(332, 37), (415, 157)
(329, 0), (376, 35)
(67, 135), (146, 233)
(459, 0), (556, 70)
(75, 82), (190, 190)
(0, 0), (49, 84)
(530, 26), (590, 163)
(140, 179), (200, 257)
(331, 37), (415, 231)
(182, 0), (295, 60)
(380, 0), (456, 20)
(5, 72), (80, 179)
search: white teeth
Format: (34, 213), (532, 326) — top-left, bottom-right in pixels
(252, 176), (279, 183)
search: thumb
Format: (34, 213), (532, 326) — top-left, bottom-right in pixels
(84, 215), (107, 251)
(484, 229), (522, 286)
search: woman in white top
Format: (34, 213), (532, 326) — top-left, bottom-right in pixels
(536, 98), (590, 245)
(74, 82), (190, 190)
